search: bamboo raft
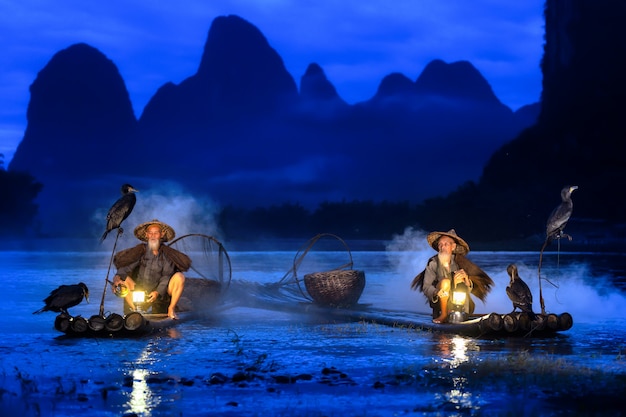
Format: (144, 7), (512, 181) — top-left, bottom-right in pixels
(54, 311), (189, 338)
(313, 308), (574, 338)
(54, 277), (223, 338)
(53, 233), (230, 338)
(269, 233), (573, 338)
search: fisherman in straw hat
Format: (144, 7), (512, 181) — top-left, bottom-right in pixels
(112, 219), (191, 319)
(411, 229), (493, 323)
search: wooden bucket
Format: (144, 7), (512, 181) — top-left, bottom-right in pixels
(54, 314), (71, 332)
(124, 311), (146, 331)
(70, 316), (89, 333)
(88, 315), (106, 331)
(503, 313), (519, 332)
(105, 313), (124, 332)
(304, 269), (366, 307)
(558, 312), (573, 330)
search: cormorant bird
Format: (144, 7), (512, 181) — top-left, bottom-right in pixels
(545, 185), (578, 244)
(100, 184), (138, 242)
(506, 264), (535, 319)
(537, 185), (577, 314)
(33, 282), (89, 315)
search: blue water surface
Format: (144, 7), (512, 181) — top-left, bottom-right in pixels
(1, 236), (625, 416)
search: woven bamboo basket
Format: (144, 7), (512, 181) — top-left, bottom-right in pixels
(304, 269), (366, 307)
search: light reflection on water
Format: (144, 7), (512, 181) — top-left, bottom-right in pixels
(128, 368), (153, 416)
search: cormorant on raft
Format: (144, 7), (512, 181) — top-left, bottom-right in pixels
(545, 185), (578, 245)
(33, 283), (89, 315)
(100, 184), (138, 243)
(506, 264), (535, 319)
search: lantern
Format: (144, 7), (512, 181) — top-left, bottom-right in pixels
(132, 291), (146, 312)
(449, 282), (469, 323)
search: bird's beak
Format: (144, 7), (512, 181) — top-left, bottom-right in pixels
(85, 291), (90, 303)
(570, 185), (578, 192)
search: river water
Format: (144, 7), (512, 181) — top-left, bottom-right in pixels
(2, 233), (625, 416)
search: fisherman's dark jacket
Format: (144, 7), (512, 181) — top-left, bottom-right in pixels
(114, 244), (191, 297)
(411, 254), (494, 308)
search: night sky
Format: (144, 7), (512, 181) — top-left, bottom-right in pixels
(0, 0), (544, 166)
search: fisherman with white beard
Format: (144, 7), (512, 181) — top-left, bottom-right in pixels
(112, 219), (190, 319)
(411, 229), (493, 323)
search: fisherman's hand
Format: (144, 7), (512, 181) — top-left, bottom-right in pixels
(454, 270), (469, 286)
(112, 275), (123, 286)
(147, 291), (158, 303)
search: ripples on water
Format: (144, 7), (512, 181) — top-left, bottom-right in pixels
(2, 237), (626, 416)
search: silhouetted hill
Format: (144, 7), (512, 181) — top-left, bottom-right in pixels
(374, 72), (415, 98)
(298, 63), (349, 116)
(135, 15), (531, 209)
(7, 15), (537, 237)
(413, 0), (626, 245)
(7, 43), (138, 234)
(415, 59), (500, 102)
(300, 63), (344, 103)
(9, 43), (137, 179)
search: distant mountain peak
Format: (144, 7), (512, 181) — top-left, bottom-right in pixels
(197, 15), (297, 95)
(374, 72), (415, 98)
(9, 42), (136, 177)
(415, 59), (500, 103)
(300, 63), (343, 101)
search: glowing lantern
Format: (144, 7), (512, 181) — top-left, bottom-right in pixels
(449, 282), (469, 323)
(132, 291), (146, 312)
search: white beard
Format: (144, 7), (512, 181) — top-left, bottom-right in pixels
(148, 239), (160, 252)
(437, 252), (452, 267)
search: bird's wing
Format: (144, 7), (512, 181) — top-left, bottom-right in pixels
(506, 286), (524, 303)
(48, 285), (85, 310)
(518, 279), (532, 303)
(105, 195), (136, 226)
(106, 196), (128, 220)
(546, 203), (572, 235)
(507, 282), (532, 305)
(42, 285), (65, 303)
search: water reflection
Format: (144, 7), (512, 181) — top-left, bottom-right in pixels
(432, 334), (473, 367)
(431, 335), (480, 412)
(448, 336), (470, 367)
(128, 369), (154, 415)
(127, 349), (159, 415)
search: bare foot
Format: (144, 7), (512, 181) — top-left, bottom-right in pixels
(433, 314), (448, 324)
(168, 309), (178, 320)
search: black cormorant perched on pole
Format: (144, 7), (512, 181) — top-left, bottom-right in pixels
(100, 184), (138, 243)
(32, 283), (89, 315)
(506, 264), (535, 319)
(537, 185), (577, 314)
(545, 185), (578, 244)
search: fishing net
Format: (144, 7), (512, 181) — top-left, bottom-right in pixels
(168, 233), (232, 310)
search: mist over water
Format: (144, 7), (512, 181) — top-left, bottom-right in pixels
(93, 182), (222, 247)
